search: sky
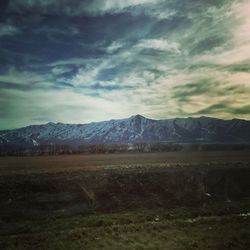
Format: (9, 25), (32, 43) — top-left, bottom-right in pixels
(0, 0), (250, 129)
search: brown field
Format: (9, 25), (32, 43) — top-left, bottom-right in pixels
(0, 151), (250, 249)
(1, 150), (250, 174)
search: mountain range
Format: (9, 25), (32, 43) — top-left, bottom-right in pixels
(0, 115), (250, 147)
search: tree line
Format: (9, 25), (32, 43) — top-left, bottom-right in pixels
(0, 143), (250, 156)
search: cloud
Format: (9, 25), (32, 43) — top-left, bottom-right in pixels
(194, 102), (250, 117)
(71, 59), (108, 87)
(0, 66), (77, 91)
(194, 0), (250, 65)
(171, 78), (250, 119)
(142, 7), (177, 20)
(35, 25), (79, 36)
(1, 0), (250, 129)
(136, 39), (181, 53)
(106, 41), (125, 54)
(7, 0), (164, 16)
(0, 87), (134, 129)
(224, 61), (250, 73)
(0, 23), (21, 37)
(51, 65), (74, 75)
(0, 67), (45, 85)
(82, 0), (163, 15)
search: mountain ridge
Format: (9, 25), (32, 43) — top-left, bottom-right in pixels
(1, 115), (250, 146)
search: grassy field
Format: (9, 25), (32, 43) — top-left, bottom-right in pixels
(0, 151), (250, 174)
(1, 204), (250, 250)
(0, 151), (250, 249)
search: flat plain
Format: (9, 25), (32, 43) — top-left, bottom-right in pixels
(1, 150), (250, 173)
(0, 151), (250, 249)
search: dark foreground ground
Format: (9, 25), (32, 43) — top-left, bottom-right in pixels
(0, 151), (250, 249)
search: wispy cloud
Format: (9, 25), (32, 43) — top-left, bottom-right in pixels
(106, 41), (125, 54)
(0, 23), (21, 37)
(136, 39), (181, 53)
(7, 0), (164, 16)
(0, 67), (45, 85)
(1, 0), (250, 128)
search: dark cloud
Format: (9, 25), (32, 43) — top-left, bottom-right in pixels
(194, 102), (230, 115)
(172, 80), (216, 102)
(5, 0), (163, 16)
(0, 23), (21, 37)
(195, 103), (250, 116)
(172, 79), (247, 102)
(172, 78), (250, 119)
(224, 61), (250, 73)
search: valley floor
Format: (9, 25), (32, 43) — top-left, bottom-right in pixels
(1, 150), (250, 174)
(1, 204), (250, 250)
(0, 151), (250, 249)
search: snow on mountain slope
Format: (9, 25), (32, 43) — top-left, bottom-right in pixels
(0, 115), (250, 146)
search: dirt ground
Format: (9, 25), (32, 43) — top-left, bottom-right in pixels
(1, 205), (250, 250)
(0, 151), (250, 249)
(0, 151), (250, 174)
